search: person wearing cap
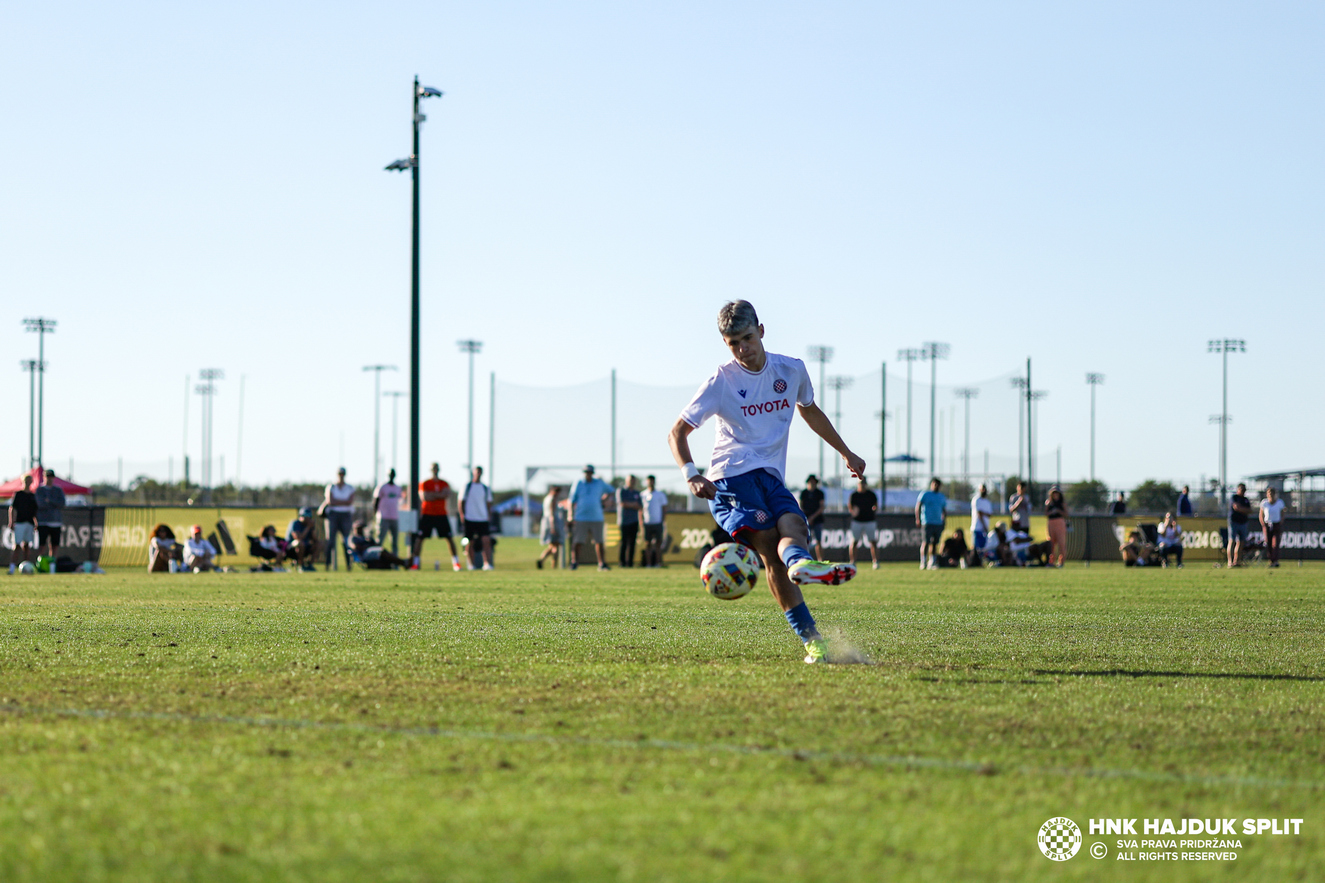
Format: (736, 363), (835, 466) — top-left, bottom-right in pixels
(568, 464), (614, 571)
(322, 468), (356, 570)
(34, 468), (66, 560)
(183, 525), (218, 572)
(286, 507), (319, 571)
(459, 466), (495, 570)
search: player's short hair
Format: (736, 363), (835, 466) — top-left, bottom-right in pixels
(717, 300), (759, 337)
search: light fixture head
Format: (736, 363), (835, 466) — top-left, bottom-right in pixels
(384, 157), (415, 172)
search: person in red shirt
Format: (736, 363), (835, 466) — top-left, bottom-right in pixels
(413, 462), (460, 570)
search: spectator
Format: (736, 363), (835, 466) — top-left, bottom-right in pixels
(1007, 526), (1032, 566)
(183, 525), (218, 572)
(984, 522), (1013, 567)
(616, 475), (642, 567)
(1227, 482), (1252, 568)
(347, 521), (410, 570)
(937, 527), (968, 568)
(1177, 485), (1194, 517)
(1044, 485), (1069, 568)
(415, 462), (461, 571)
(640, 475), (668, 568)
(568, 464), (613, 571)
(1119, 529), (1155, 567)
(1009, 481), (1031, 533)
(459, 466), (494, 570)
(373, 468), (404, 557)
(322, 467), (356, 570)
(1109, 492), (1127, 515)
(848, 476), (879, 570)
(799, 475), (826, 559)
(1259, 486), (1286, 568)
(253, 525), (286, 568)
(148, 523), (182, 572)
(8, 474), (38, 573)
(970, 484), (993, 555)
(915, 477), (947, 570)
(1156, 512), (1184, 568)
(35, 468), (65, 560)
(536, 485), (566, 569)
(286, 507), (319, 571)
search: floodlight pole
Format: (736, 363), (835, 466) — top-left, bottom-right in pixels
(196, 368), (223, 503)
(1085, 373), (1105, 482)
(384, 77), (442, 511)
(880, 364), (887, 490)
(826, 375), (854, 505)
(384, 391), (407, 473)
(1009, 376), (1027, 481)
(20, 360), (39, 467)
(23, 317), (56, 466)
(920, 342), (949, 481)
(363, 365), (398, 488)
(457, 340), (483, 472)
(1025, 359), (1033, 498)
(1207, 339), (1245, 501)
(954, 388), (978, 487)
(897, 348), (921, 488)
(806, 346), (833, 479)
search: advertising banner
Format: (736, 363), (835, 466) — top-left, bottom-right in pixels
(99, 507), (301, 568)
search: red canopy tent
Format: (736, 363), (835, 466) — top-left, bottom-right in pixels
(0, 467), (92, 498)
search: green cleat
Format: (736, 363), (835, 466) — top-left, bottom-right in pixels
(803, 637), (829, 664)
(788, 559), (857, 586)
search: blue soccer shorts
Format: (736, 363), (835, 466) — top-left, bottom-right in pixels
(709, 468), (807, 539)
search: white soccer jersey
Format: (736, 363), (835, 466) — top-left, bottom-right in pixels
(678, 352), (814, 483)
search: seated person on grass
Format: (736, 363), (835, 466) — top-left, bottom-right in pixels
(148, 523), (183, 572)
(183, 525), (218, 572)
(347, 521), (410, 570)
(1007, 528), (1032, 566)
(936, 528), (968, 568)
(254, 525), (287, 567)
(983, 523), (1011, 566)
(1120, 529), (1151, 566)
(286, 508), (319, 570)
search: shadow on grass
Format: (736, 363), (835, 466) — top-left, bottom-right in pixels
(1035, 669), (1325, 683)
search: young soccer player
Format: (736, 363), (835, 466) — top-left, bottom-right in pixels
(668, 300), (866, 664)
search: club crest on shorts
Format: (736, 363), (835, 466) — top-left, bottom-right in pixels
(754, 509), (769, 524)
(773, 379), (787, 394)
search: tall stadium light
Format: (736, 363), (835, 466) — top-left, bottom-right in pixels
(22, 317), (56, 466)
(1029, 388), (1048, 496)
(897, 348), (922, 488)
(363, 364), (398, 488)
(384, 76), (444, 512)
(384, 391), (406, 473)
(195, 368), (224, 502)
(1009, 376), (1028, 480)
(920, 342), (950, 481)
(825, 375), (854, 505)
(1085, 373), (1105, 482)
(457, 340), (483, 472)
(954, 388), (978, 487)
(806, 346), (834, 479)
(1207, 339), (1245, 501)
(20, 359), (41, 467)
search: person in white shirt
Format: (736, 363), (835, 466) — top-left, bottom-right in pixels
(323, 467), (356, 570)
(459, 466), (494, 570)
(668, 300), (865, 665)
(373, 469), (404, 556)
(970, 484), (994, 553)
(1259, 486), (1287, 567)
(1156, 512), (1184, 568)
(640, 475), (668, 568)
(183, 525), (217, 572)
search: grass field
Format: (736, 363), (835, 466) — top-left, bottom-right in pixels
(2, 545), (1323, 881)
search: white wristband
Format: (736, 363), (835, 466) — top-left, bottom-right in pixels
(682, 462), (700, 481)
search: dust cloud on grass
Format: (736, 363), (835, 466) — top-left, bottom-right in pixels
(822, 624), (873, 664)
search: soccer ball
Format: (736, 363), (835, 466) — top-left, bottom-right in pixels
(699, 543), (760, 601)
(16, 561), (36, 575)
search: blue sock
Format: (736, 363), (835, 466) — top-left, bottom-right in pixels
(784, 602), (820, 642)
(780, 544), (813, 568)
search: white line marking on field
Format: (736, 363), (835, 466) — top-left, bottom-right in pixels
(2, 704), (1318, 791)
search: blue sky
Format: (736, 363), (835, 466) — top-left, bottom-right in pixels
(2, 1), (1322, 491)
